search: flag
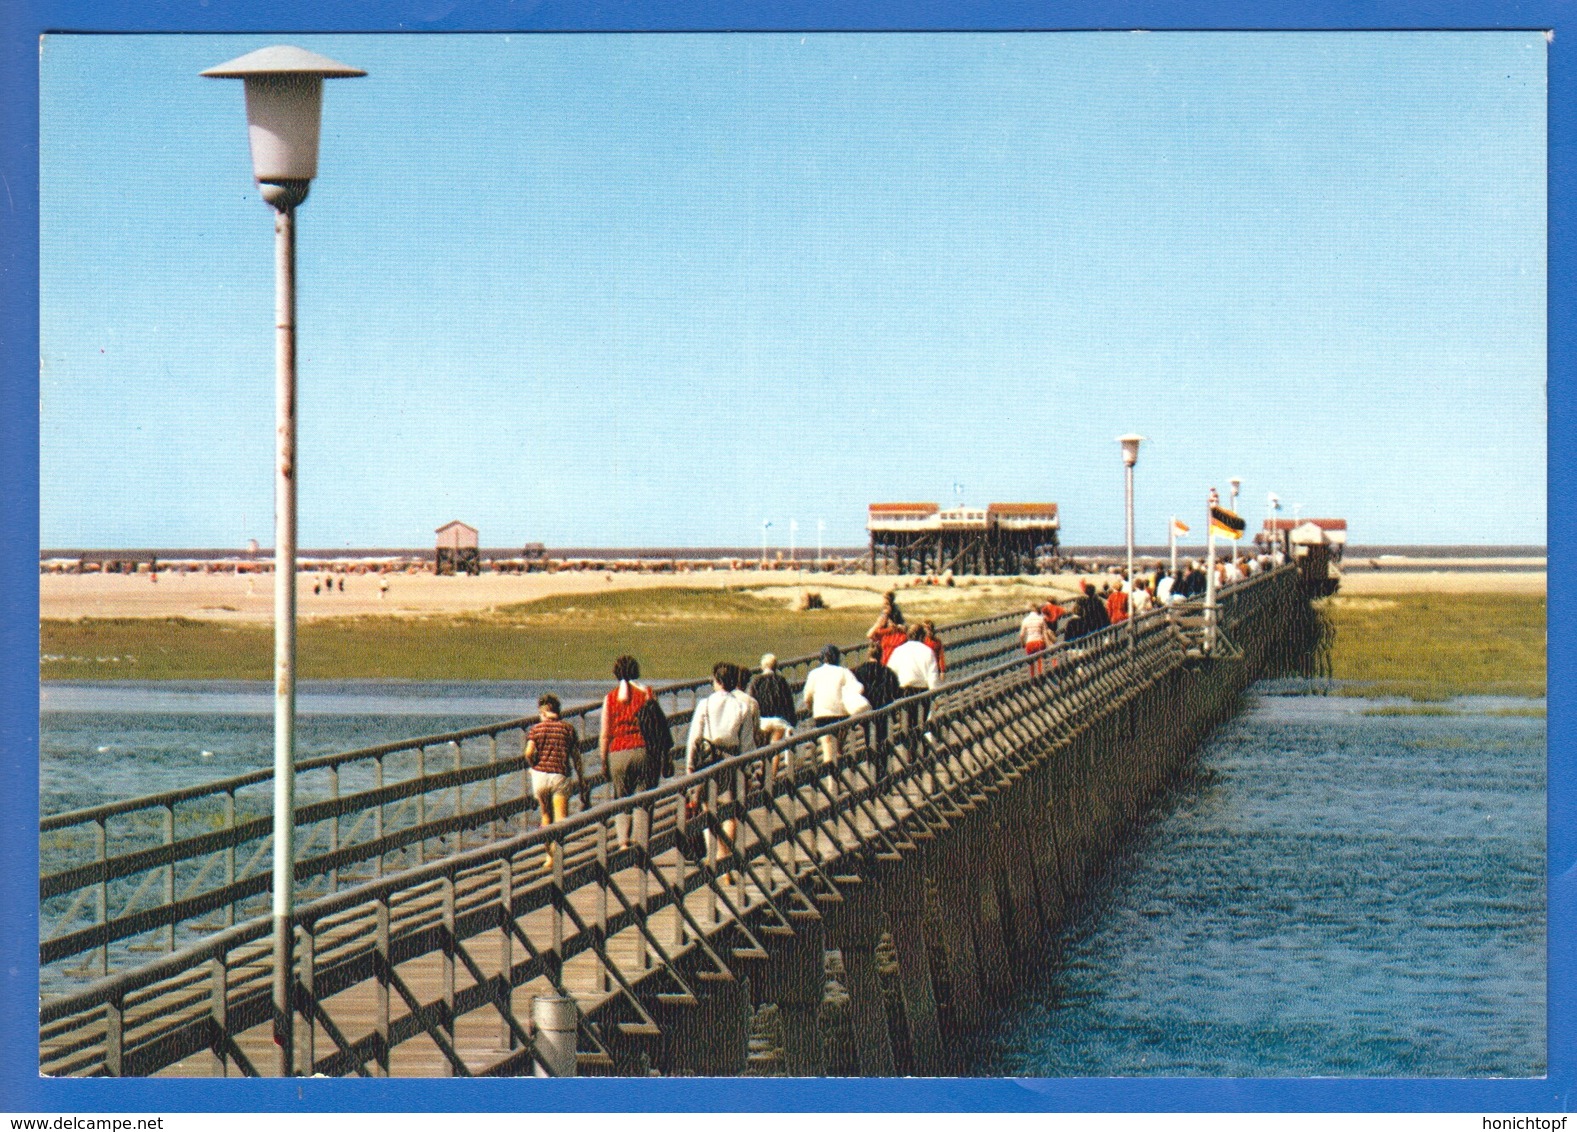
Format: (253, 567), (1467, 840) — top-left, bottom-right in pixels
(1210, 506), (1246, 540)
(1170, 518), (1190, 537)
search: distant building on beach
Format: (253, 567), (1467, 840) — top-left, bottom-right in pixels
(867, 501), (1061, 576)
(435, 520), (481, 576)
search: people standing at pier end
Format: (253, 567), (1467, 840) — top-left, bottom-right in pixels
(686, 662), (759, 864)
(522, 694), (583, 867)
(599, 654), (652, 850)
(801, 644), (867, 765)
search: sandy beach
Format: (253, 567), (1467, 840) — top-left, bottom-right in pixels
(39, 562), (1544, 623)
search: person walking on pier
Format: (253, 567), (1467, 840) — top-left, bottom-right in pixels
(599, 655), (653, 851)
(1020, 603), (1051, 674)
(1106, 581), (1129, 625)
(920, 618), (947, 675)
(852, 641), (902, 767)
(747, 654), (796, 776)
(523, 694), (584, 867)
(802, 644), (866, 766)
(686, 662), (759, 864)
(888, 623), (942, 735)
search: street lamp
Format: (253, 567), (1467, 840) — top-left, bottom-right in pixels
(761, 519), (772, 570)
(1117, 434), (1144, 605)
(816, 518), (825, 572)
(1229, 476), (1242, 570)
(203, 45), (364, 1078)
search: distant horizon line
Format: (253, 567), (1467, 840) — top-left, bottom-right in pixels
(40, 543), (1549, 560)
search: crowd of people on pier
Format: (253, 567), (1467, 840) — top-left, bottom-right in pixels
(519, 591), (951, 864)
(519, 557), (1273, 866)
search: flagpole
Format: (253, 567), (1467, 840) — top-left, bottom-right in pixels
(1169, 516), (1177, 577)
(1204, 489), (1219, 654)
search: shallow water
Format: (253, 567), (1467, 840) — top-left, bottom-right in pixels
(40, 679), (606, 816)
(974, 683), (1546, 1077)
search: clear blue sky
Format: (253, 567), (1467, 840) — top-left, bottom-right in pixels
(40, 31), (1546, 549)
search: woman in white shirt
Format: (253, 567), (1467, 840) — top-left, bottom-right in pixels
(800, 644), (866, 765)
(686, 662), (759, 863)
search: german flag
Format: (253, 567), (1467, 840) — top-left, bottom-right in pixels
(1210, 506), (1246, 540)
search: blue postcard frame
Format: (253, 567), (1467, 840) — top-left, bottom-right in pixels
(1, 0), (1568, 1113)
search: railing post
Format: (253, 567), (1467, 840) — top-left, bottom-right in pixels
(328, 766), (340, 893)
(417, 746), (428, 862)
(209, 953), (230, 1077)
(95, 817), (108, 975)
(596, 821), (610, 994)
(499, 856), (514, 1051)
(451, 740), (463, 854)
(296, 921), (316, 1076)
(488, 733), (500, 843)
(442, 875), (456, 1076)
(375, 900), (391, 1076)
(163, 803), (175, 952)
(375, 754), (386, 879)
(104, 989), (124, 1077)
(223, 791), (236, 928)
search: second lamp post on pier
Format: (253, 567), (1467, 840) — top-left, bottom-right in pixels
(1118, 434), (1145, 614)
(203, 45), (365, 1077)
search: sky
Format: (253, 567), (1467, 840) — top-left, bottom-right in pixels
(39, 31), (1547, 549)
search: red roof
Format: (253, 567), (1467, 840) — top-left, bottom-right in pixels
(868, 502), (940, 512)
(1262, 518), (1347, 531)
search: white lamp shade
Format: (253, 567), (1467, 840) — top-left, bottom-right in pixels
(1117, 433), (1146, 466)
(243, 74), (323, 181)
(203, 46), (365, 183)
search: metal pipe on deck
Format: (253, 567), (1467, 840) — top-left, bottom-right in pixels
(532, 995), (579, 1077)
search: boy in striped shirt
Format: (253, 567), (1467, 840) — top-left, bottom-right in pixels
(524, 694), (583, 831)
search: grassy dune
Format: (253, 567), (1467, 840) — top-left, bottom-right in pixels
(42, 584), (1546, 696)
(1321, 591), (1545, 699)
(41, 588), (890, 682)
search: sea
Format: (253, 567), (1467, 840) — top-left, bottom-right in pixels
(39, 677), (1546, 1077)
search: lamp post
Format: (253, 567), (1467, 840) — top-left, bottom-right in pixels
(203, 45), (365, 1077)
(816, 518), (825, 572)
(1229, 476), (1242, 571)
(760, 519), (772, 570)
(790, 518), (798, 567)
(1117, 434), (1144, 604)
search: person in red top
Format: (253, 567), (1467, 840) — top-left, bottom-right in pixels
(867, 595), (910, 664)
(1106, 584), (1129, 625)
(598, 655), (652, 850)
(1039, 598), (1065, 632)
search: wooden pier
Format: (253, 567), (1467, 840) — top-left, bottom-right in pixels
(39, 568), (1321, 1077)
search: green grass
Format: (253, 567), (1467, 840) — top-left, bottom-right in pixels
(41, 588), (891, 681)
(1322, 591), (1545, 700)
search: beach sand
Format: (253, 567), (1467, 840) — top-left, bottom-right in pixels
(40, 564), (1542, 622)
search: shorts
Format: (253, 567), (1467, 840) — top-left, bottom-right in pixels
(530, 769), (572, 798)
(1025, 639), (1047, 655)
(760, 716), (793, 734)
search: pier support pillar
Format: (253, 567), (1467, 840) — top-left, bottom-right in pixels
(882, 867), (945, 1075)
(926, 870), (986, 1034)
(836, 940), (897, 1077)
(752, 918), (826, 1077)
(657, 975), (750, 1077)
(826, 891), (896, 1077)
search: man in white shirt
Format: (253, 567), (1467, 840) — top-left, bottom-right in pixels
(801, 643), (865, 765)
(888, 624), (942, 734)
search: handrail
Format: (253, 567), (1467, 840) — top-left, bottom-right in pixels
(38, 604), (1026, 980)
(39, 569), (1303, 1078)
